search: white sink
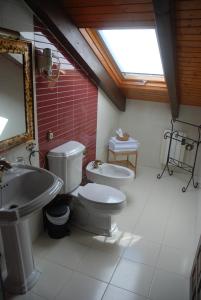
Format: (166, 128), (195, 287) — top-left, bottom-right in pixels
(0, 165), (63, 295)
(0, 165), (63, 223)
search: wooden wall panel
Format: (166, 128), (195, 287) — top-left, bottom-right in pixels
(59, 0), (155, 28)
(121, 84), (169, 102)
(176, 0), (201, 106)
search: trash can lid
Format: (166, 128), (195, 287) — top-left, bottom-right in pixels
(46, 203), (68, 217)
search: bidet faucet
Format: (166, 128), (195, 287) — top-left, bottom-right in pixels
(93, 160), (102, 169)
(0, 158), (12, 183)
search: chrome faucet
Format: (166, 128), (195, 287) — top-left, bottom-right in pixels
(93, 160), (102, 169)
(0, 159), (12, 182)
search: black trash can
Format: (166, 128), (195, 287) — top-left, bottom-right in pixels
(45, 202), (70, 239)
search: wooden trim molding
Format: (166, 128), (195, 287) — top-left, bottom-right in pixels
(0, 38), (34, 151)
(80, 28), (123, 86)
(81, 28), (168, 103)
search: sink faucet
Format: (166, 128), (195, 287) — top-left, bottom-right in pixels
(93, 160), (102, 169)
(0, 159), (12, 183)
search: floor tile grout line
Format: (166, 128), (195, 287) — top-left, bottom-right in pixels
(39, 246), (122, 285)
(35, 253), (111, 300)
(100, 283), (110, 300)
(109, 282), (151, 299)
(106, 249), (155, 299)
(131, 185), (156, 234)
(34, 232), (132, 286)
(147, 181), (188, 298)
(147, 178), (196, 298)
(147, 242), (163, 299)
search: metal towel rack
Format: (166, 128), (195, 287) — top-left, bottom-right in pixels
(157, 119), (201, 192)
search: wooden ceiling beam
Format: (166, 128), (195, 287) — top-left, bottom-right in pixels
(24, 0), (126, 111)
(61, 0), (152, 8)
(153, 0), (179, 119)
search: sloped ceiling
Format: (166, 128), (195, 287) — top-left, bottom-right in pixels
(60, 0), (201, 108)
(176, 1), (201, 106)
(59, 0), (155, 28)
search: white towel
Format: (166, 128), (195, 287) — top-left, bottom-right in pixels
(109, 141), (139, 148)
(109, 141), (140, 151)
(110, 136), (138, 144)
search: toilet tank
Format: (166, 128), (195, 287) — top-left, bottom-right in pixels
(47, 141), (85, 194)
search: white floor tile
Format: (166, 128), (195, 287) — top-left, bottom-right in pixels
(134, 215), (167, 244)
(44, 238), (89, 270)
(56, 272), (107, 300)
(150, 269), (189, 300)
(5, 292), (45, 300)
(68, 227), (95, 247)
(102, 284), (147, 300)
(111, 258), (154, 297)
(32, 259), (73, 299)
(157, 245), (194, 278)
(91, 229), (132, 256)
(123, 238), (161, 267)
(114, 213), (137, 233)
(33, 232), (63, 259)
(77, 247), (120, 282)
(163, 218), (196, 252)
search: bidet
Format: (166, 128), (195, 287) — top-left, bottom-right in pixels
(86, 161), (134, 189)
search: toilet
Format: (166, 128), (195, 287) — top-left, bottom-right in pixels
(47, 141), (126, 236)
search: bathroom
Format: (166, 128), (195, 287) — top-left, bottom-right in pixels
(0, 0), (201, 299)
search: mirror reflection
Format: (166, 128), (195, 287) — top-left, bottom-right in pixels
(0, 53), (26, 141)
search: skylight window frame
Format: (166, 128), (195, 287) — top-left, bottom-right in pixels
(97, 28), (165, 81)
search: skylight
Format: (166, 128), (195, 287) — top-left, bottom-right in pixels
(99, 29), (164, 77)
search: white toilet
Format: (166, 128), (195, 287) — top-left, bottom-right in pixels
(47, 141), (126, 236)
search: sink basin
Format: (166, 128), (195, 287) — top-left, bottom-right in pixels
(0, 165), (63, 295)
(0, 165), (63, 223)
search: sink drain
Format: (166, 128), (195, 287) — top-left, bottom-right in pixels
(9, 204), (18, 209)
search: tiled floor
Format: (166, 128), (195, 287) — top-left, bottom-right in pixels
(6, 167), (199, 300)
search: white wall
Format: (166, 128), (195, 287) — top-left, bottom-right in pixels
(119, 99), (201, 170)
(0, 0), (41, 243)
(96, 88), (121, 161)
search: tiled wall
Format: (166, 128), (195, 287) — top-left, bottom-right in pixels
(34, 20), (98, 167)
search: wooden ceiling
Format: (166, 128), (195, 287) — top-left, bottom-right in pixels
(59, 0), (201, 108)
(176, 1), (201, 107)
(60, 0), (155, 28)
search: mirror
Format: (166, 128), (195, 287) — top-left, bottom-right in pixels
(0, 38), (34, 151)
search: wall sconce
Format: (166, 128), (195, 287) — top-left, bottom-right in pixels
(36, 48), (60, 81)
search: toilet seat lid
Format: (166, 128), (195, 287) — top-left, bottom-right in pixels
(78, 183), (126, 204)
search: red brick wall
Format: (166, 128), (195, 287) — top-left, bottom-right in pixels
(34, 21), (98, 167)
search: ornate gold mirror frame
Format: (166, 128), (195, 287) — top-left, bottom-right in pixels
(0, 38), (34, 151)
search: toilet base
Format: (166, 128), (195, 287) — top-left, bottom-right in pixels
(71, 200), (117, 236)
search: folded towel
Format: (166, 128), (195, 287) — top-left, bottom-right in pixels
(109, 148), (137, 152)
(109, 142), (139, 149)
(110, 136), (138, 144)
(109, 141), (140, 151)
